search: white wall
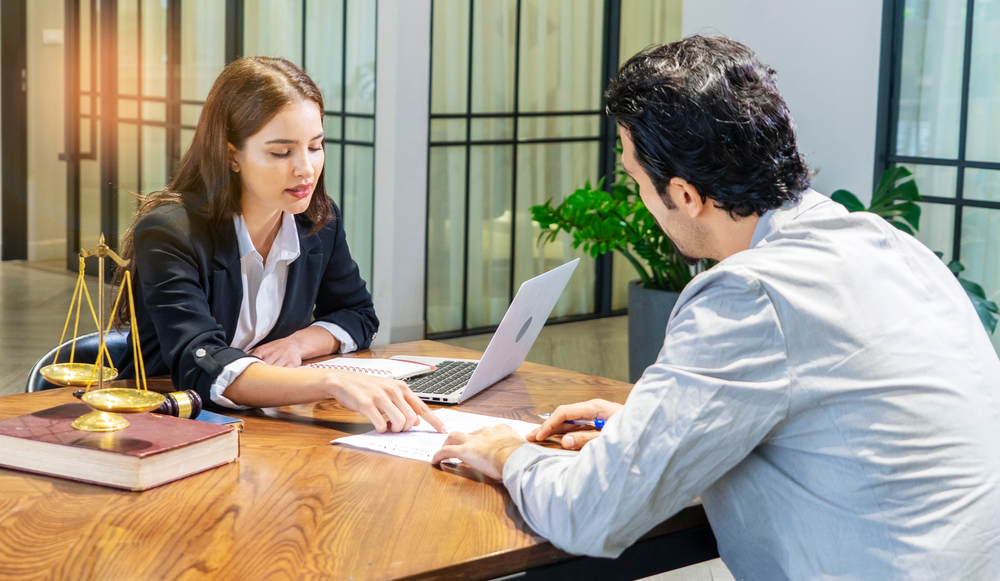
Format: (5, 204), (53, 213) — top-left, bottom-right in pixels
(682, 1), (884, 203)
(26, 0), (66, 260)
(372, 0), (431, 344)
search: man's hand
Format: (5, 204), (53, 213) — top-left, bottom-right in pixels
(431, 425), (527, 480)
(331, 370), (446, 434)
(249, 327), (341, 367)
(527, 398), (623, 451)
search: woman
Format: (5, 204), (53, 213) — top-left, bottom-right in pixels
(113, 56), (443, 434)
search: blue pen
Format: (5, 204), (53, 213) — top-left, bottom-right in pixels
(538, 413), (606, 430)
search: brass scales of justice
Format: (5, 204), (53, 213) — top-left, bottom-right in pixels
(39, 234), (165, 431)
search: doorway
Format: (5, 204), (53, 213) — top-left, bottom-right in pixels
(1, 0), (28, 261)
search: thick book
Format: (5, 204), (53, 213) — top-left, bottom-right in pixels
(0, 403), (240, 491)
(305, 357), (436, 380)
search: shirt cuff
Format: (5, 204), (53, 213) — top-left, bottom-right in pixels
(311, 321), (358, 353)
(210, 356), (261, 410)
(502, 443), (577, 494)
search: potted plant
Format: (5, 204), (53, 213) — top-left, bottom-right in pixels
(530, 154), (693, 382)
(831, 167), (998, 335)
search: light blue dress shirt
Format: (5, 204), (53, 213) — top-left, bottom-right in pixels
(503, 190), (1000, 580)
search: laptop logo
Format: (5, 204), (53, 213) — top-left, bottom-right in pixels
(516, 317), (533, 342)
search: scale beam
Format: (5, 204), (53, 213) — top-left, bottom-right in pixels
(80, 234), (129, 268)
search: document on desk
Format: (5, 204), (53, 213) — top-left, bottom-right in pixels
(332, 409), (540, 463)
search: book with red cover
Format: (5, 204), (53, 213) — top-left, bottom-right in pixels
(0, 402), (240, 491)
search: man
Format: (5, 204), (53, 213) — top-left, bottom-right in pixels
(432, 35), (1000, 580)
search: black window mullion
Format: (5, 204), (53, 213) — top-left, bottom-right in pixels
(888, 155), (1000, 171)
(875, 0), (907, 187)
(424, 0), (436, 336)
(430, 109), (602, 119)
(369, 0), (379, 290)
(461, 0), (474, 333)
(225, 0), (244, 64)
(99, 0), (119, 255)
(325, 139), (374, 147)
(595, 0), (621, 315)
(65, 0), (82, 269)
(166, 0), (182, 175)
(951, 0), (977, 263)
(339, 0), (348, 212)
(431, 135), (601, 147)
(508, 0), (522, 305)
(921, 196), (1000, 211)
(137, 0), (143, 197)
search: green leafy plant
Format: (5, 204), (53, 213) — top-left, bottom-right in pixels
(832, 167), (998, 335)
(530, 158), (692, 292)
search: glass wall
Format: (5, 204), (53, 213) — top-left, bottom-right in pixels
(66, 0), (376, 291)
(611, 0), (683, 310)
(244, 0), (377, 289)
(888, 0), (1000, 354)
(68, 0), (228, 260)
(426, 0), (681, 336)
(115, 0), (227, 239)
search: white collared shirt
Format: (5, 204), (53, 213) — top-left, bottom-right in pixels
(210, 213), (357, 409)
(502, 191), (1000, 580)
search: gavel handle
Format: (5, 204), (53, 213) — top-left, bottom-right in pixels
(72, 389), (203, 419)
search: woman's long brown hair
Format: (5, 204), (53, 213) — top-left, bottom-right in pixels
(112, 56), (332, 327)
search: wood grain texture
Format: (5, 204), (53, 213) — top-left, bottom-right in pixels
(0, 341), (709, 581)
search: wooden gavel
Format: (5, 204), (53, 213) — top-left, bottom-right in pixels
(73, 389), (203, 419)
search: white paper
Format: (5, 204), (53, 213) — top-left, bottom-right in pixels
(331, 409), (540, 463)
(305, 357), (433, 379)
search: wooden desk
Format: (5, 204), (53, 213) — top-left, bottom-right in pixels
(0, 341), (716, 580)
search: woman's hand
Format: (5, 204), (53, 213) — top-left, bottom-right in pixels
(526, 398), (623, 451)
(249, 327), (341, 367)
(330, 370), (447, 434)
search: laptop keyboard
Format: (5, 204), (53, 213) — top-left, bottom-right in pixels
(406, 361), (478, 396)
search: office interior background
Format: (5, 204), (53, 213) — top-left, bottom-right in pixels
(1, 0), (998, 379)
(0, 2), (996, 579)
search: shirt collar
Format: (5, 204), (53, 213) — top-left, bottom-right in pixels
(233, 212), (301, 264)
(749, 189), (832, 249)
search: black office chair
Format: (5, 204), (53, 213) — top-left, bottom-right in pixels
(25, 329), (131, 392)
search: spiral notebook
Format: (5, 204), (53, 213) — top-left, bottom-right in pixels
(305, 357), (436, 380)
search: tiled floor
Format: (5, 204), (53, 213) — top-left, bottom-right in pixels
(0, 258), (735, 580)
(0, 259), (101, 396)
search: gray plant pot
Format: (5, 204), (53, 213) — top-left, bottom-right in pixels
(628, 280), (680, 383)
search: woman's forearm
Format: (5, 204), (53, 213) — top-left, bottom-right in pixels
(290, 326), (341, 360)
(222, 362), (338, 407)
(220, 362), (448, 433)
(246, 326), (342, 368)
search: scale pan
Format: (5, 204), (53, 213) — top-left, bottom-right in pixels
(82, 388), (165, 413)
(39, 363), (118, 387)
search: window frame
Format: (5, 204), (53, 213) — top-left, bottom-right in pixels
(875, 0), (1000, 264)
(423, 0), (625, 339)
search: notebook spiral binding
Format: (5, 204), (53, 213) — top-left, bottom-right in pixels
(308, 363), (394, 377)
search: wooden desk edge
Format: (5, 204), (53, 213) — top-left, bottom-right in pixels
(397, 505), (715, 581)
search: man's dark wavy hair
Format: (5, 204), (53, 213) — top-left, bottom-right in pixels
(606, 35), (810, 217)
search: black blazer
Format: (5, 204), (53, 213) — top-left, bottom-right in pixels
(116, 202), (379, 405)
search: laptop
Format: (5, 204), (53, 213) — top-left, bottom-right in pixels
(393, 258), (579, 404)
